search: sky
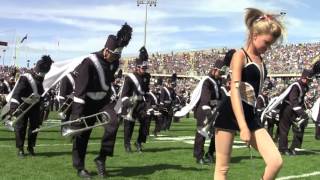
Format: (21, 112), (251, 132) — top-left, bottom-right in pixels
(0, 0), (320, 67)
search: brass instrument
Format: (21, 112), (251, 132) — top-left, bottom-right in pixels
(57, 95), (73, 120)
(2, 94), (40, 131)
(32, 111), (111, 136)
(122, 94), (139, 121)
(197, 104), (219, 139)
(146, 108), (161, 116)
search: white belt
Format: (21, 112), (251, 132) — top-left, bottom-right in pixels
(86, 92), (107, 100)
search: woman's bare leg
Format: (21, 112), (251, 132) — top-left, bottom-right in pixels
(214, 129), (235, 180)
(250, 128), (283, 180)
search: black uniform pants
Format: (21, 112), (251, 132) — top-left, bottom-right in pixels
(267, 117), (279, 140)
(124, 115), (148, 147)
(160, 110), (173, 130)
(15, 104), (41, 149)
(316, 111), (320, 139)
(278, 105), (297, 151)
(316, 123), (320, 139)
(193, 106), (215, 159)
(72, 100), (119, 170)
(207, 135), (215, 156)
(152, 116), (161, 134)
(290, 120), (308, 150)
(159, 112), (166, 131)
(145, 115), (152, 136)
(165, 111), (173, 130)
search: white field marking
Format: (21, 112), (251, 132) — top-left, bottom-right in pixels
(0, 140), (176, 148)
(293, 148), (320, 154)
(183, 140), (247, 149)
(155, 136), (247, 148)
(276, 171), (320, 180)
(148, 134), (167, 137)
(307, 124), (315, 128)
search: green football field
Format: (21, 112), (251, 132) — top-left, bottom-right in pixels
(0, 112), (319, 180)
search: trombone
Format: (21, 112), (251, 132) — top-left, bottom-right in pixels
(1, 94), (40, 131)
(146, 107), (161, 116)
(57, 95), (73, 119)
(32, 111), (111, 137)
(122, 94), (139, 121)
(197, 105), (219, 139)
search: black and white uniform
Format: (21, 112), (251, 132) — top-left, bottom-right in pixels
(145, 90), (160, 136)
(193, 75), (221, 160)
(159, 85), (176, 130)
(173, 94), (182, 122)
(315, 104), (320, 139)
(0, 79), (11, 94)
(151, 88), (162, 135)
(57, 73), (75, 123)
(278, 80), (309, 152)
(119, 72), (150, 148)
(0, 79), (10, 108)
(256, 94), (268, 120)
(10, 73), (44, 150)
(70, 51), (119, 171)
(214, 49), (266, 131)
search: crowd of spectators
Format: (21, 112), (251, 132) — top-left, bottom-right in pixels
(125, 42), (320, 76)
(263, 43), (320, 74)
(1, 42), (320, 100)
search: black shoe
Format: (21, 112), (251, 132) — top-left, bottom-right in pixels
(27, 147), (35, 156)
(204, 153), (214, 164)
(153, 132), (158, 137)
(315, 135), (320, 140)
(196, 157), (209, 165)
(289, 149), (297, 156)
(61, 125), (69, 135)
(17, 149), (25, 158)
(77, 169), (92, 179)
(280, 150), (291, 156)
(125, 145), (132, 153)
(134, 142), (142, 153)
(94, 158), (106, 177)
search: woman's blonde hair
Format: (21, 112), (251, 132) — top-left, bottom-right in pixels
(245, 8), (285, 45)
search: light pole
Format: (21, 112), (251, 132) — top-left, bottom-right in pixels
(137, 0), (157, 47)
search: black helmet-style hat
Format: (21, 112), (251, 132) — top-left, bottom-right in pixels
(135, 46), (148, 69)
(104, 23), (133, 55)
(34, 55), (53, 75)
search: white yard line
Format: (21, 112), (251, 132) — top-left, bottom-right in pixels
(276, 171), (320, 180)
(0, 140), (175, 148)
(155, 136), (247, 148)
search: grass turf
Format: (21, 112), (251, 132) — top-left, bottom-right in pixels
(0, 112), (319, 180)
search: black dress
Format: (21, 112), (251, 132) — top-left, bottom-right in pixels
(214, 49), (267, 131)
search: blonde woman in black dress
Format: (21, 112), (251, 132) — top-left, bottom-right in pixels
(214, 8), (285, 180)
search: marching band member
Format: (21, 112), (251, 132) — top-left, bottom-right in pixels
(0, 76), (10, 108)
(8, 55), (53, 157)
(213, 8), (284, 180)
(115, 46), (150, 153)
(311, 61), (320, 140)
(0, 76), (11, 94)
(152, 78), (163, 137)
(313, 97), (320, 140)
(193, 60), (224, 164)
(159, 74), (176, 131)
(174, 59), (225, 164)
(278, 69), (312, 155)
(256, 88), (269, 122)
(68, 23), (132, 178)
(57, 72), (75, 133)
